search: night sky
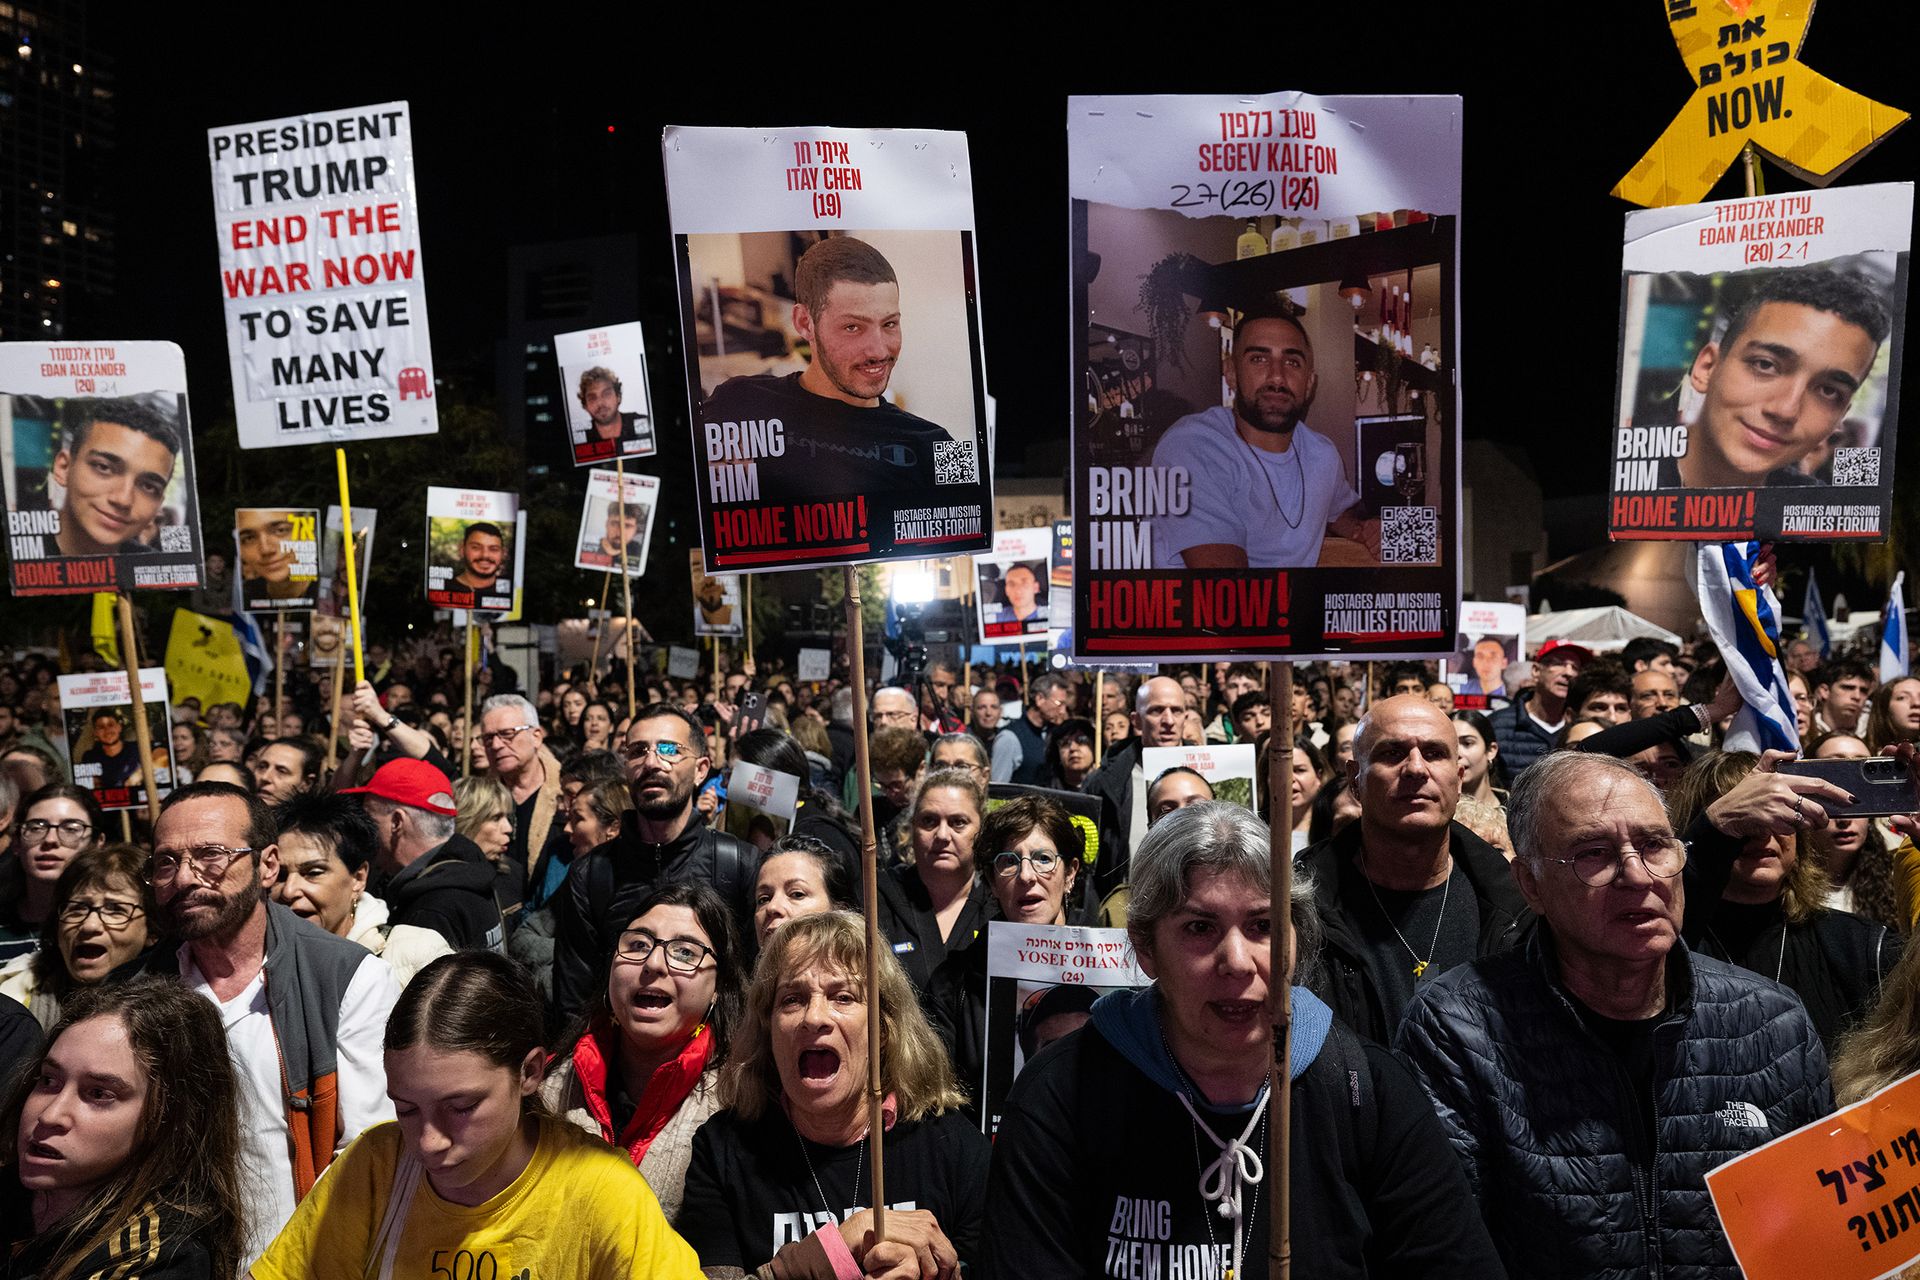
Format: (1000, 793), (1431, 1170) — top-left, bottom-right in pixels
(93, 8), (1916, 570)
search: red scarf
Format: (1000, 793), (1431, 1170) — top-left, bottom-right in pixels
(564, 1016), (714, 1166)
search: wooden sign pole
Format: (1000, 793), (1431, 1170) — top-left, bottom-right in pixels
(1268, 659), (1294, 1277)
(615, 456), (637, 715)
(273, 609), (287, 732)
(114, 593), (162, 826)
(334, 448), (366, 685)
(462, 616), (475, 781)
(843, 565), (888, 1240)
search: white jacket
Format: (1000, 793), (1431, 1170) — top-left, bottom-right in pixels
(346, 893), (452, 988)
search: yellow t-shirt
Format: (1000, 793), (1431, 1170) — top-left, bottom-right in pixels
(252, 1114), (704, 1280)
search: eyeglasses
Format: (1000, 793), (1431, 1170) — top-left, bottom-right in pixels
(17, 819), (94, 846)
(615, 929), (712, 973)
(993, 849), (1062, 878)
(1545, 837), (1689, 887)
(621, 739), (688, 763)
(479, 725), (534, 746)
(58, 900), (144, 928)
(149, 845), (254, 884)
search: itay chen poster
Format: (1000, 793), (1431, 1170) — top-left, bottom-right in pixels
(1608, 182), (1910, 543)
(663, 125), (994, 573)
(1069, 94), (1463, 661)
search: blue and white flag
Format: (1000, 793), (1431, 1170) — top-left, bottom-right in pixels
(230, 569), (272, 697)
(1881, 572), (1908, 683)
(1803, 567), (1832, 661)
(1694, 543), (1799, 754)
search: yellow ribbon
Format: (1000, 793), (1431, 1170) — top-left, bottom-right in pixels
(1613, 0), (1907, 207)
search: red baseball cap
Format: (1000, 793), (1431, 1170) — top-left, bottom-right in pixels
(1534, 639), (1597, 666)
(340, 758), (458, 815)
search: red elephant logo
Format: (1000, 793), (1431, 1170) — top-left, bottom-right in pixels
(397, 367), (433, 400)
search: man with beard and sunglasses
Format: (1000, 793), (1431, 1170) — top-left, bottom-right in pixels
(549, 704), (758, 1022)
(1151, 309), (1381, 568)
(144, 780), (400, 1265)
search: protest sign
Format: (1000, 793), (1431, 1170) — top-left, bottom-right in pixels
(57, 669), (176, 812)
(1609, 183), (1910, 543)
(1141, 744), (1257, 811)
(668, 645), (700, 679)
(208, 102), (437, 448)
(1, 342), (203, 597)
(573, 469), (660, 575)
(1445, 600), (1527, 709)
(1613, 0), (1910, 208)
(981, 921), (1148, 1135)
(690, 549), (743, 638)
(976, 526), (1053, 644)
(723, 760), (800, 851)
(163, 610), (253, 714)
(663, 125), (994, 573)
(556, 322), (656, 466)
(234, 507), (319, 612)
(797, 647), (831, 683)
(1069, 93), (1462, 661)
(425, 487), (517, 614)
(320, 504), (376, 618)
(1047, 519), (1074, 654)
(1707, 1068), (1920, 1280)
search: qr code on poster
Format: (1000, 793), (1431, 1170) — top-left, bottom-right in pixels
(933, 440), (977, 486)
(1380, 507), (1438, 564)
(158, 525), (194, 552)
(1832, 447), (1881, 487)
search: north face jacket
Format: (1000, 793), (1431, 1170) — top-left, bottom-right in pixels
(1395, 930), (1834, 1280)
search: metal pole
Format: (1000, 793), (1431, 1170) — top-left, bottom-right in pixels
(616, 457), (637, 715)
(844, 565), (888, 1240)
(1268, 659), (1294, 1276)
(114, 593), (162, 826)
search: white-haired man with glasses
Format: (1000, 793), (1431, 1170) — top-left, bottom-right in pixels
(1394, 750), (1839, 1278)
(475, 693), (567, 898)
(145, 779), (399, 1265)
(550, 703), (758, 1022)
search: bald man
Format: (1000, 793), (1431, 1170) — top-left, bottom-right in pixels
(1299, 694), (1535, 1041)
(1082, 675), (1189, 895)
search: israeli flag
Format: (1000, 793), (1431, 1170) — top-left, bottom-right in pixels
(1881, 572), (1908, 683)
(1803, 567), (1832, 660)
(1694, 543), (1799, 754)
(230, 570), (272, 696)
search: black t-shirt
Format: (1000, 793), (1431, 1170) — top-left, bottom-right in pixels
(1339, 855), (1480, 1027)
(699, 373), (956, 505)
(1572, 999), (1665, 1158)
(80, 742), (139, 789)
(676, 1107), (991, 1271)
(510, 789), (538, 871)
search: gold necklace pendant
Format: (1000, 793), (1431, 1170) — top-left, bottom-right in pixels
(1412, 960), (1429, 978)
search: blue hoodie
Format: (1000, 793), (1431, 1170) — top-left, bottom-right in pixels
(1090, 983), (1333, 1113)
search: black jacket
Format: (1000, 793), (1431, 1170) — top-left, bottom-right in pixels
(1303, 820), (1534, 1042)
(551, 812), (758, 1020)
(1395, 932), (1835, 1280)
(1, 1178), (215, 1279)
(382, 833), (505, 954)
(1079, 736), (1144, 896)
(872, 861), (990, 996)
(1005, 712), (1050, 786)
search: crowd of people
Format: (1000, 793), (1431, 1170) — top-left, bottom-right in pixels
(1, 626), (1919, 1277)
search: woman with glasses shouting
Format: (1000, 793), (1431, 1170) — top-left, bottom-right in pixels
(0, 785), (105, 963)
(926, 794), (1089, 1123)
(543, 882), (744, 1220)
(0, 844), (153, 1030)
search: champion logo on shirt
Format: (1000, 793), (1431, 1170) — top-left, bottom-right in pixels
(1718, 1100), (1768, 1130)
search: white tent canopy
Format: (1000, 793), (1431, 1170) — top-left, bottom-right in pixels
(1525, 605), (1681, 655)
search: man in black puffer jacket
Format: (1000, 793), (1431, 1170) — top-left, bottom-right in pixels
(549, 704), (757, 1021)
(1396, 751), (1834, 1279)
